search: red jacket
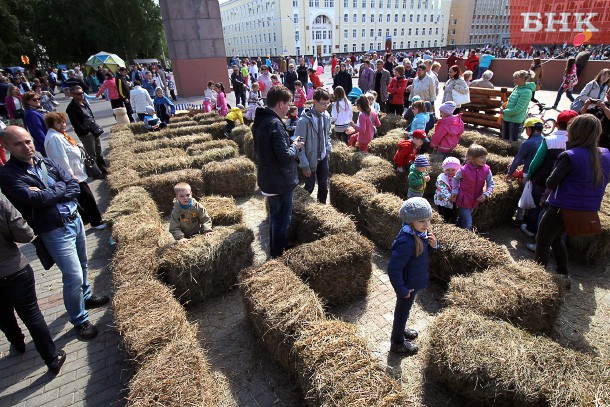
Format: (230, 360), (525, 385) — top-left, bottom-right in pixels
(393, 139), (419, 167)
(465, 54), (480, 72)
(309, 73), (322, 89)
(387, 76), (409, 105)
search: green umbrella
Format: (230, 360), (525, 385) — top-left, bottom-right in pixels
(84, 51), (126, 75)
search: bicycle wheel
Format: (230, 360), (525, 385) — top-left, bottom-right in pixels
(543, 119), (556, 135)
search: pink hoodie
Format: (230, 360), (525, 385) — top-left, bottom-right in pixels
(430, 113), (464, 153)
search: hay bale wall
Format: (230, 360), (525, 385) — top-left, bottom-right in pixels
(186, 139), (238, 156)
(471, 176), (521, 231)
(201, 157), (257, 196)
(289, 194), (357, 244)
(158, 225), (254, 305)
(444, 260), (564, 334)
(138, 169), (205, 216)
(201, 195), (243, 226)
(378, 113), (406, 137)
(429, 308), (609, 407)
(280, 232), (374, 305)
(368, 133), (402, 163)
(458, 130), (520, 156)
(329, 174), (377, 227)
(134, 147), (237, 177)
(362, 193), (404, 250)
(133, 134), (213, 153)
(569, 196), (610, 264)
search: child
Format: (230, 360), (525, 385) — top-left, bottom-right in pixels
(365, 92), (381, 137)
(203, 97), (213, 113)
(388, 197), (438, 355)
(330, 86), (352, 144)
(166, 72), (177, 101)
(154, 87), (175, 124)
(408, 100), (430, 134)
(169, 182), (213, 243)
(403, 95), (421, 129)
(204, 80), (217, 108)
(143, 105), (166, 131)
(408, 155), (430, 198)
(366, 91), (381, 114)
(246, 82), (262, 121)
(393, 129), (426, 172)
(293, 80), (306, 116)
(451, 144), (495, 231)
(270, 74), (281, 87)
(286, 106), (299, 138)
(348, 95), (378, 152)
(306, 82), (315, 100)
(430, 101), (464, 158)
(225, 106), (244, 138)
(434, 157), (461, 222)
(215, 82), (228, 116)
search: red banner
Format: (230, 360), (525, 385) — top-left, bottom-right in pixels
(510, 1), (610, 47)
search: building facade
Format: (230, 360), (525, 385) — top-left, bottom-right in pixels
(220, 0), (452, 57)
(447, 0), (510, 47)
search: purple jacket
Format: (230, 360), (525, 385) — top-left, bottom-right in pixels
(548, 147), (610, 211)
(358, 67), (375, 93)
(455, 162), (491, 210)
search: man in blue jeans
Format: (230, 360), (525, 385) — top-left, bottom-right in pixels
(0, 126), (108, 340)
(253, 86), (303, 258)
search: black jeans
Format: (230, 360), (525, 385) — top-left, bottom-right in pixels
(525, 182), (545, 234)
(303, 156), (329, 204)
(236, 90), (247, 107)
(77, 181), (103, 226)
(535, 205), (569, 275)
(387, 103), (404, 116)
(268, 190), (294, 258)
(0, 265), (58, 366)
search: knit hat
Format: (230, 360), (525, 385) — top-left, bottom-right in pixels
(411, 129), (427, 139)
(439, 101), (457, 114)
(399, 197), (433, 224)
(442, 156), (461, 171)
(145, 105), (155, 114)
(414, 155), (430, 168)
(411, 95), (422, 102)
(557, 109), (578, 125)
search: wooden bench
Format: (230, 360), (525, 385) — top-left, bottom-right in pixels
(461, 87), (511, 129)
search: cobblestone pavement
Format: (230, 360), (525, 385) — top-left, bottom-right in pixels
(1, 69), (608, 406)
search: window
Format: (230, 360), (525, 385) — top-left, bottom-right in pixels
(427, 40), (430, 47)
(435, 27), (438, 35)
(417, 0), (421, 8)
(362, 29), (365, 37)
(352, 44), (357, 52)
(324, 45), (328, 53)
(401, 28), (404, 35)
(325, 0), (333, 6)
(362, 44), (366, 51)
(353, 14), (357, 22)
(371, 0), (375, 6)
(403, 0), (407, 7)
(393, 41), (396, 48)
(323, 30), (327, 39)
(370, 14), (375, 22)
(296, 46), (300, 55)
(378, 14), (383, 22)
(344, 44), (348, 52)
(370, 29), (374, 36)
(395, 0), (399, 8)
(369, 42), (373, 49)
(394, 14), (398, 22)
(344, 0), (348, 6)
(353, 0), (357, 7)
(400, 41), (403, 48)
(344, 13), (348, 22)
(451, 28), (456, 35)
(408, 28), (412, 35)
(416, 14), (420, 22)
(402, 14), (406, 22)
(386, 13), (390, 22)
(294, 14), (298, 23)
(353, 29), (356, 38)
(407, 40), (411, 48)
(385, 28), (389, 35)
(293, 0), (298, 6)
(295, 31), (300, 41)
(362, 0), (366, 6)
(423, 14), (426, 22)
(274, 33), (276, 41)
(344, 29), (348, 38)
(378, 29), (382, 36)
(434, 40), (437, 46)
(409, 13), (413, 22)
(377, 42), (381, 49)
(429, 27), (432, 35)
(362, 14), (366, 22)
(393, 28), (397, 36)
(329, 30), (332, 39)
(415, 28), (418, 35)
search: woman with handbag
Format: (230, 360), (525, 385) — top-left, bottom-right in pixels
(43, 112), (106, 230)
(442, 65), (469, 114)
(535, 114), (610, 284)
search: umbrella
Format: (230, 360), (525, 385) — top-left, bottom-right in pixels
(84, 51), (125, 75)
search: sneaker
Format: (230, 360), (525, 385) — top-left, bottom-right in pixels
(390, 341), (419, 355)
(520, 224), (535, 238)
(90, 223), (107, 230)
(48, 350), (66, 374)
(526, 243), (536, 252)
(403, 328), (418, 341)
(85, 295), (109, 309)
(75, 321), (98, 340)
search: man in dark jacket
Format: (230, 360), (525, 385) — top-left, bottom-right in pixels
(296, 57), (309, 92)
(66, 86), (107, 175)
(0, 126), (108, 340)
(0, 195), (66, 373)
(332, 63), (353, 96)
(230, 65), (247, 107)
(64, 70), (89, 93)
(253, 86), (303, 258)
(115, 67), (134, 122)
(283, 63), (298, 94)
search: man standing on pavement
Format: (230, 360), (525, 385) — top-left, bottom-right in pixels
(230, 65), (247, 107)
(252, 86), (304, 258)
(358, 60), (375, 93)
(0, 126), (108, 340)
(130, 80), (153, 121)
(295, 88), (332, 204)
(66, 86), (108, 175)
(373, 59), (391, 113)
(410, 64), (436, 105)
(115, 67), (134, 122)
(0, 195), (67, 374)
(297, 57), (309, 93)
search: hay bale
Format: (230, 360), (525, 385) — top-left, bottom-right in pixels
(429, 308), (610, 406)
(113, 279), (190, 362)
(186, 139), (239, 156)
(451, 144), (512, 175)
(200, 195), (243, 226)
(127, 328), (218, 406)
(158, 225), (255, 305)
(459, 130), (520, 156)
(445, 260), (564, 334)
(429, 222), (510, 282)
(290, 198), (357, 244)
(168, 115), (195, 123)
(139, 169), (204, 216)
(294, 320), (412, 406)
(107, 167), (141, 194)
(197, 121), (226, 140)
(230, 125), (251, 153)
(128, 148), (187, 169)
(243, 131), (256, 163)
(112, 245), (161, 287)
(329, 174), (377, 227)
(133, 133), (213, 153)
(111, 209), (166, 247)
(329, 141), (358, 175)
(166, 120), (199, 129)
(160, 125), (217, 139)
(192, 111), (220, 122)
(110, 124), (130, 133)
(129, 122), (148, 135)
(201, 157), (256, 196)
(280, 232), (374, 305)
(134, 147), (237, 176)
(355, 161), (397, 193)
(472, 176), (521, 231)
(378, 113), (406, 137)
(368, 133), (402, 163)
(238, 260), (326, 372)
(362, 193), (404, 249)
(104, 186), (159, 224)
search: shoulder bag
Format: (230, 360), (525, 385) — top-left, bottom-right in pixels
(32, 161), (56, 270)
(79, 146), (102, 179)
(560, 208), (602, 237)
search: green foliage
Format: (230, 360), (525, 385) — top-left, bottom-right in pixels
(2, 0), (165, 66)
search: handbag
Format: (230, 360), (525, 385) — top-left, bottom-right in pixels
(14, 108), (24, 120)
(452, 88), (470, 106)
(79, 146), (103, 179)
(560, 208), (602, 237)
(32, 236), (55, 270)
(518, 181), (536, 210)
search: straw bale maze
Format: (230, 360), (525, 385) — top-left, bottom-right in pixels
(107, 112), (609, 406)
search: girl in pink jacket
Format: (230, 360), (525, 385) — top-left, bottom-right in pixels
(215, 82), (228, 117)
(348, 95), (379, 152)
(96, 73), (120, 107)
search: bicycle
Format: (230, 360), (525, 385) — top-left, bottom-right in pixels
(525, 103), (556, 135)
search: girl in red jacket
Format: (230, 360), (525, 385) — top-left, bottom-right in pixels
(393, 129), (427, 172)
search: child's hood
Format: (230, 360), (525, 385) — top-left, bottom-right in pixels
(436, 114), (464, 137)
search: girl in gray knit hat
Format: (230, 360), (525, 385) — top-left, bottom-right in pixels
(387, 197), (439, 355)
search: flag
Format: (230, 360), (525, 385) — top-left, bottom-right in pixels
(312, 57), (318, 70)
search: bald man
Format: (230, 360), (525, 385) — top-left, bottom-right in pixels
(0, 126), (108, 340)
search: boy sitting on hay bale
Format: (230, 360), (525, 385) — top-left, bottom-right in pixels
(169, 182), (213, 243)
(393, 129), (426, 173)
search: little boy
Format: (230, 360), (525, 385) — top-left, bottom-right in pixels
(293, 80), (306, 116)
(408, 155), (430, 198)
(286, 106), (299, 138)
(430, 101), (464, 158)
(169, 182), (213, 243)
(394, 129), (427, 172)
(143, 106), (166, 131)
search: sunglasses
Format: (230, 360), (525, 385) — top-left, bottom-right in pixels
(31, 98), (40, 101)
(73, 92), (84, 95)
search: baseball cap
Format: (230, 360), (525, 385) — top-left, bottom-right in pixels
(556, 110), (578, 125)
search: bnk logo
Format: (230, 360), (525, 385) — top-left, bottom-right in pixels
(510, 1), (609, 46)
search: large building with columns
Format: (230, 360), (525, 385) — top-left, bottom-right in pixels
(220, 0), (452, 57)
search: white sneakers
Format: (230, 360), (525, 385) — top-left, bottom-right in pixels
(520, 224), (535, 238)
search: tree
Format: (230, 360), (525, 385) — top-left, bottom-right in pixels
(0, 0), (38, 65)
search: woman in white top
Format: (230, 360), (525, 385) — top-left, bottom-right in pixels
(572, 68), (610, 112)
(330, 86), (353, 144)
(443, 65), (470, 114)
(43, 112), (106, 230)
